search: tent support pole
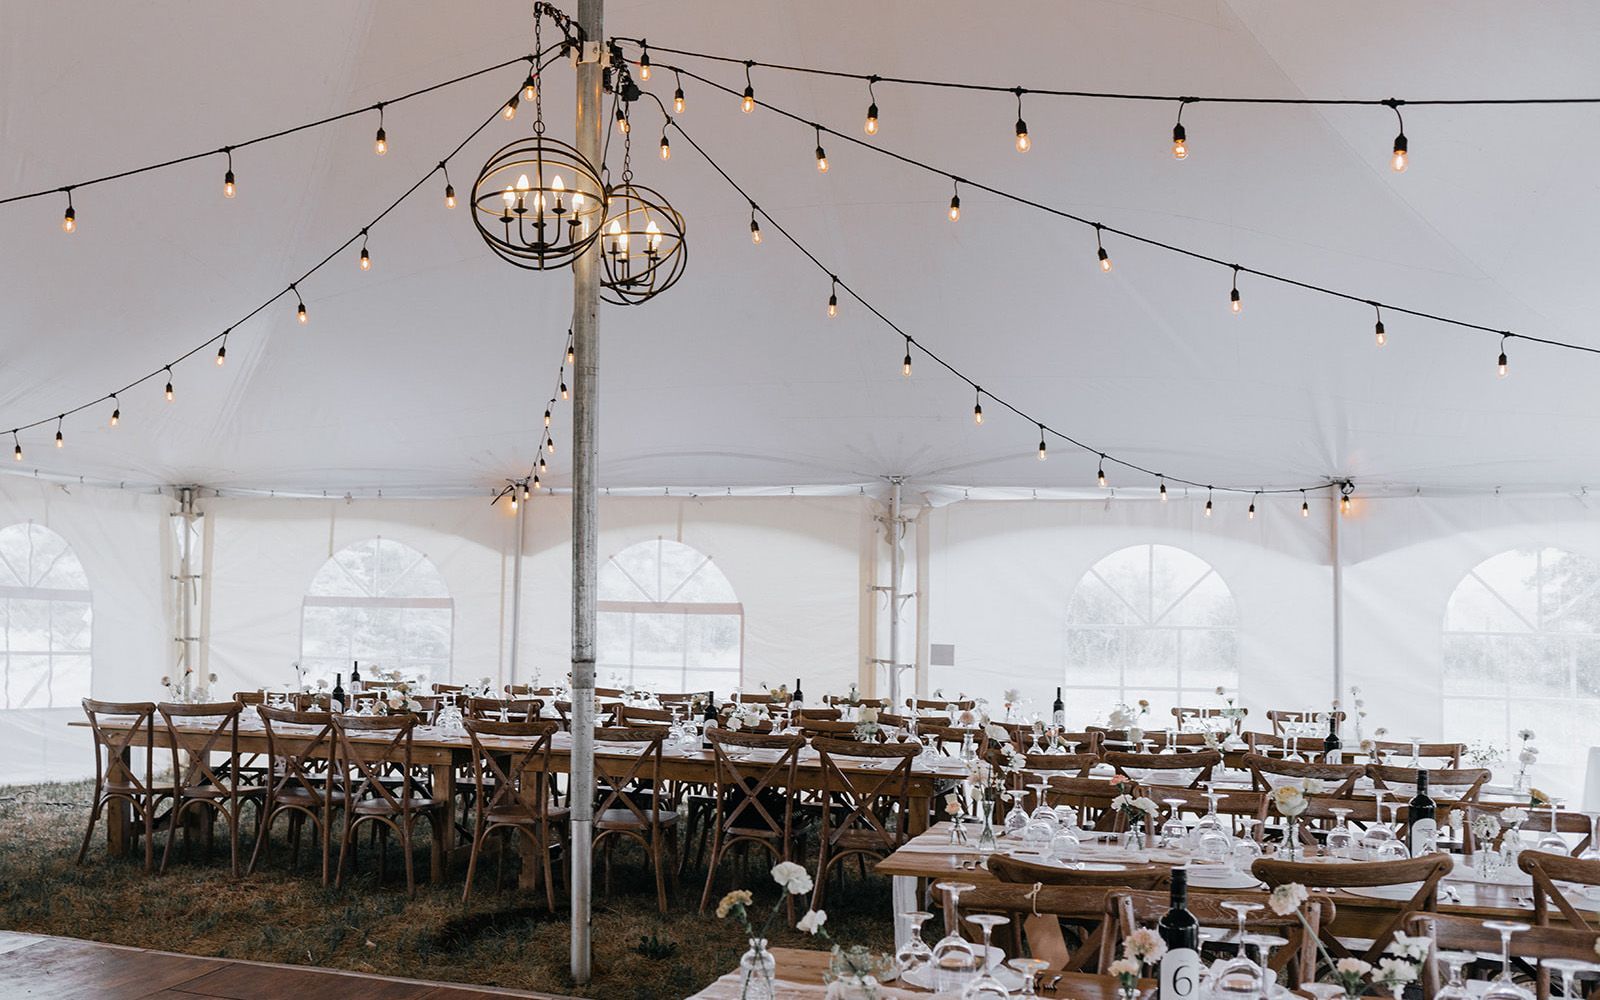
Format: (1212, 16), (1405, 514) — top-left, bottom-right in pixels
(508, 496), (526, 687)
(887, 477), (904, 710)
(1330, 493), (1345, 704)
(569, 0), (602, 984)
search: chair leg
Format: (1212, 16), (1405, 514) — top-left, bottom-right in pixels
(76, 797), (103, 866)
(401, 820), (416, 899)
(335, 816), (353, 889)
(541, 826), (557, 913)
(700, 826), (725, 913)
(160, 800), (184, 874)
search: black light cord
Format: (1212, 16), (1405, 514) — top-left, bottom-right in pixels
(0, 53), (543, 209)
(613, 37), (1600, 109)
(5, 47), (565, 445)
(495, 328), (575, 506)
(653, 96), (1337, 498)
(647, 57), (1600, 362)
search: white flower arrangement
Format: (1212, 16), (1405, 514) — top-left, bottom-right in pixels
(1270, 784), (1308, 818)
(1001, 745), (1028, 774)
(1385, 931), (1432, 963)
(771, 861), (814, 896)
(797, 909), (827, 935)
(1112, 794), (1160, 821)
(1501, 807), (1528, 827)
(1471, 813), (1502, 840)
(1267, 883), (1308, 916)
(1122, 927), (1167, 965)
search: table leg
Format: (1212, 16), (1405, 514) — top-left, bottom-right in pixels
(892, 874), (917, 948)
(431, 761), (455, 884)
(106, 748), (132, 858)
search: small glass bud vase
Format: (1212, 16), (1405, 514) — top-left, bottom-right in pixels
(739, 938), (776, 1000)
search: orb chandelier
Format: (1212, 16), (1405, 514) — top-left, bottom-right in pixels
(472, 131), (606, 271)
(600, 179), (686, 305)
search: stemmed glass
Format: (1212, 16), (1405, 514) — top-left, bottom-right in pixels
(1434, 951), (1475, 1000)
(1284, 735), (1303, 763)
(1536, 799), (1568, 854)
(1325, 808), (1356, 858)
(1244, 934), (1284, 998)
(1002, 789), (1031, 837)
(1159, 798), (1188, 850)
(895, 911), (935, 980)
(1231, 817), (1262, 872)
(1543, 959), (1597, 1000)
(962, 913), (1012, 999)
(931, 882), (979, 993)
(1481, 921), (1536, 1000)
(1190, 789), (1227, 848)
(1361, 791), (1397, 855)
(1027, 782), (1058, 832)
(1409, 735), (1425, 768)
(1050, 823), (1081, 865)
(1026, 728), (1044, 754)
(1212, 901), (1265, 997)
(1583, 811), (1600, 860)
(1009, 957), (1049, 998)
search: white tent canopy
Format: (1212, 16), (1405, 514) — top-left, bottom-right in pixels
(4, 1), (1600, 498)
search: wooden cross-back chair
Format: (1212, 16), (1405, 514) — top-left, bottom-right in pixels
(1139, 731), (1213, 752)
(1518, 849), (1600, 934)
(700, 729), (805, 913)
(1501, 807), (1595, 857)
(986, 854), (1168, 972)
(957, 884), (1115, 971)
(1292, 794), (1384, 849)
(1366, 762), (1489, 799)
(1253, 853), (1453, 964)
(1409, 911), (1600, 1000)
(1171, 705), (1239, 722)
(593, 726), (679, 914)
(430, 682), (467, 695)
(1107, 888), (1333, 984)
(1241, 753), (1365, 796)
(618, 704), (678, 727)
(77, 699), (174, 872)
(504, 684), (557, 697)
(232, 690), (266, 705)
(465, 697), (544, 722)
(156, 701), (265, 876)
(331, 714), (448, 897)
(249, 705), (342, 884)
(809, 736), (920, 909)
(649, 691), (699, 705)
(1104, 749), (1222, 789)
(552, 699), (621, 729)
(1045, 775), (1139, 831)
(461, 718), (565, 909)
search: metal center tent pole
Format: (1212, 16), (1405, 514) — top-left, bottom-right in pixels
(569, 0), (603, 983)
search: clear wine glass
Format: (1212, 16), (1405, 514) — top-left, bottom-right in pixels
(1190, 790), (1227, 848)
(1536, 799), (1567, 854)
(895, 911), (935, 979)
(1049, 825), (1081, 865)
(961, 913), (1011, 999)
(932, 881), (979, 993)
(1062, 740), (1080, 755)
(1284, 734), (1303, 763)
(1325, 807), (1356, 858)
(1026, 728), (1044, 755)
(1481, 921), (1535, 1000)
(1361, 791), (1397, 855)
(1003, 789), (1031, 837)
(1159, 798), (1188, 849)
(1028, 782), (1059, 832)
(1542, 958), (1596, 1000)
(1231, 817), (1262, 872)
(1243, 933), (1284, 997)
(1583, 811), (1600, 860)
(1009, 957), (1049, 998)
(1212, 901), (1265, 998)
(1433, 951), (1475, 1000)
(1409, 736), (1424, 768)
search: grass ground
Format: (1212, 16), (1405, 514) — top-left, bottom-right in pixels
(0, 780), (897, 999)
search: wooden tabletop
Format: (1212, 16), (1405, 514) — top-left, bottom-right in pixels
(0, 931), (567, 1000)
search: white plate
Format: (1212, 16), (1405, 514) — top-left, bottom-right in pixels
(1343, 882), (1424, 901)
(1186, 868), (1264, 890)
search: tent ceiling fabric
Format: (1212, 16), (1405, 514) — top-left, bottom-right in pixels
(3, 1), (1598, 498)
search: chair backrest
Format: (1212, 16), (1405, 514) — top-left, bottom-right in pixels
(906, 697), (975, 712)
(798, 718), (861, 740)
(1110, 888), (1332, 979)
(1408, 912), (1598, 1000)
(1104, 749), (1221, 787)
(1142, 731), (1212, 751)
(331, 714), (423, 815)
(1264, 708), (1342, 735)
(1242, 752), (1365, 795)
(1019, 752), (1100, 778)
(1146, 785), (1268, 832)
(653, 691), (701, 704)
(157, 701), (246, 795)
(619, 704), (677, 726)
(707, 729), (804, 844)
(1503, 806), (1595, 856)
(462, 718), (559, 824)
(988, 852), (1168, 888)
(1045, 775), (1141, 831)
(504, 684), (558, 697)
(1170, 705), (1238, 720)
(1253, 853), (1453, 963)
(81, 698), (159, 795)
(956, 883), (1116, 971)
(465, 696), (544, 721)
(1518, 849), (1600, 932)
(812, 736), (920, 856)
(256, 704), (337, 806)
(823, 695), (889, 708)
(920, 723), (988, 757)
(732, 692), (779, 705)
(431, 682), (466, 694)
(593, 726), (668, 835)
(795, 707), (842, 722)
(1367, 763), (1489, 800)
(1369, 740), (1465, 767)
(232, 690), (266, 705)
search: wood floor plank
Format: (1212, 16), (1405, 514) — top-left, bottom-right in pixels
(0, 936), (227, 999)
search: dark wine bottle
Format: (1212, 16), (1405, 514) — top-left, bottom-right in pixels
(1052, 686), (1066, 727)
(791, 677), (804, 708)
(1158, 867), (1201, 1000)
(331, 673), (345, 714)
(349, 660), (362, 695)
(1323, 712), (1342, 763)
(1408, 769), (1437, 855)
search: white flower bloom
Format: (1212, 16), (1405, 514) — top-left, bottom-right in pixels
(1375, 958), (1418, 986)
(1003, 689), (1021, 704)
(1335, 958), (1373, 977)
(985, 723), (1011, 744)
(1267, 883), (1308, 916)
(771, 861), (814, 895)
(1502, 808), (1529, 826)
(1107, 959), (1141, 978)
(1123, 927), (1166, 964)
(796, 909), (827, 935)
(1271, 784), (1308, 817)
(1386, 931), (1432, 962)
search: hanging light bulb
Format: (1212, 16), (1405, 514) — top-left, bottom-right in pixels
(444, 182), (456, 208)
(1497, 336), (1509, 378)
(538, 454), (547, 475)
(865, 102), (879, 135)
(1012, 88), (1030, 152)
(566, 341), (575, 366)
(615, 105), (629, 135)
(373, 104), (388, 155)
(1037, 426), (1047, 461)
(973, 388), (984, 425)
(164, 366), (175, 401)
(522, 481), (531, 501)
(215, 338), (227, 365)
(223, 149), (236, 199)
(61, 191), (76, 234)
(1374, 306), (1387, 346)
(814, 126), (828, 173)
(510, 492), (519, 511)
(638, 47), (652, 81)
(742, 62), (757, 113)
(1391, 132), (1408, 173)
(359, 233), (371, 271)
(902, 338), (913, 377)
(673, 72), (686, 115)
(1204, 491), (1213, 517)
(1159, 479), (1168, 502)
(109, 396), (120, 427)
(12, 432), (20, 461)
(293, 285), (307, 325)
(749, 206), (762, 245)
(503, 95), (519, 120)
(544, 407), (552, 428)
(54, 417), (63, 449)
(1301, 491), (1310, 518)
(659, 132), (671, 160)
(948, 180), (961, 222)
(1096, 225), (1112, 272)
(1097, 457), (1107, 488)
(522, 73), (538, 103)
(1172, 122), (1188, 160)
(1248, 498), (1256, 520)
(547, 437), (556, 454)
(1230, 268), (1242, 314)
(1341, 493), (1352, 515)
(827, 277), (839, 318)
(560, 379), (569, 401)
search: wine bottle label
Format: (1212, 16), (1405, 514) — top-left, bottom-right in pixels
(1052, 709), (1065, 726)
(1160, 949), (1200, 1000)
(1410, 818), (1436, 855)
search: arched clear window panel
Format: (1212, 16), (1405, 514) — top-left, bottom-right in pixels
(0, 523), (92, 709)
(1063, 543), (1239, 724)
(597, 538), (743, 694)
(301, 537), (453, 683)
(1444, 547), (1600, 799)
